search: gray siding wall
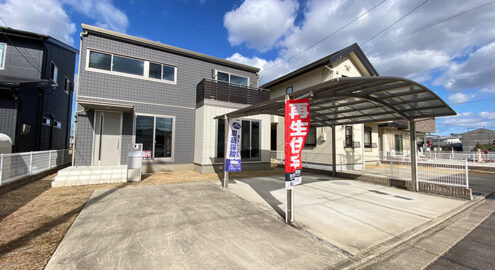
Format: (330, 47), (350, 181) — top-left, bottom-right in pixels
(0, 38), (43, 80)
(75, 33), (257, 166)
(74, 110), (94, 166)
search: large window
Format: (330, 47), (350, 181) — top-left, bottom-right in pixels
(216, 119), (260, 160)
(395, 134), (403, 154)
(216, 70), (248, 86)
(0, 43), (6, 69)
(345, 126), (353, 147)
(136, 115), (173, 159)
(364, 127), (372, 148)
(87, 50), (176, 83)
(306, 126), (316, 146)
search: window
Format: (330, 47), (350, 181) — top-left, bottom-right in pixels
(216, 119), (260, 160)
(395, 134), (403, 154)
(149, 62), (176, 82)
(112, 55), (144, 76)
(0, 42), (6, 69)
(345, 126), (353, 147)
(88, 50), (176, 83)
(64, 77), (71, 94)
(42, 117), (51, 126)
(286, 86), (293, 95)
(88, 51), (111, 70)
(215, 70), (248, 86)
(50, 62), (58, 84)
(53, 120), (62, 129)
(364, 127), (372, 148)
(306, 126), (316, 146)
(136, 115), (173, 159)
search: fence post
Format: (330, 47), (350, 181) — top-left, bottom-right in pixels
(29, 151), (33, 175)
(465, 159), (469, 188)
(391, 158), (393, 178)
(48, 150), (52, 169)
(0, 153), (3, 185)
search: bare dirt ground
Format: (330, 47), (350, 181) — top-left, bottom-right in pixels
(0, 167), (283, 270)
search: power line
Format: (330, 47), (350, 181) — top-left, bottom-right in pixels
(362, 0), (429, 46)
(364, 0), (495, 51)
(258, 0), (387, 81)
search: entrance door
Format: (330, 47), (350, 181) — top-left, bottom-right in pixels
(93, 111), (122, 165)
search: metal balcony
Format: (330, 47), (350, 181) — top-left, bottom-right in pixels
(197, 78), (270, 105)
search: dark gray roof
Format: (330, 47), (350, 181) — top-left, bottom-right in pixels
(261, 43), (378, 89)
(0, 26), (78, 54)
(216, 76), (456, 126)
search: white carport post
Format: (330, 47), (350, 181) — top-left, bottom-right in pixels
(409, 120), (418, 191)
(223, 115), (229, 189)
(332, 125), (337, 177)
(285, 94), (294, 224)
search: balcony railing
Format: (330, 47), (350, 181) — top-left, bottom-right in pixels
(197, 78), (270, 105)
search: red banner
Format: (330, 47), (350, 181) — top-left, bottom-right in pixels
(285, 99), (310, 187)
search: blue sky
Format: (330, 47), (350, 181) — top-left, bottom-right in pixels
(2, 0), (495, 136)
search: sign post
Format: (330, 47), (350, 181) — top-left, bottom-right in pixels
(284, 98), (310, 223)
(224, 117), (242, 189)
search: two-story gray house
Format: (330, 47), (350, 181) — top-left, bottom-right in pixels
(57, 24), (270, 186)
(0, 26), (77, 153)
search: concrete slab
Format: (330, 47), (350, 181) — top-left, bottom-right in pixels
(45, 182), (347, 270)
(225, 173), (465, 256)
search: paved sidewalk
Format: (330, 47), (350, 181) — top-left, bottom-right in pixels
(45, 182), (347, 270)
(359, 199), (494, 269)
(226, 173), (466, 256)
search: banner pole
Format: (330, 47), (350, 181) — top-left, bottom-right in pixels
(285, 94), (293, 224)
(223, 115), (229, 189)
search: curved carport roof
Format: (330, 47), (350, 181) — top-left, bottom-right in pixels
(216, 76), (456, 126)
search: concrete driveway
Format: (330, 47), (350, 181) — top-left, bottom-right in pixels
(45, 182), (347, 270)
(226, 173), (466, 256)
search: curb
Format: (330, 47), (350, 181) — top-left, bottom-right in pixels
(327, 195), (485, 270)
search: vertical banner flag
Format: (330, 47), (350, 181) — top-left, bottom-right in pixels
(285, 99), (310, 189)
(226, 118), (242, 172)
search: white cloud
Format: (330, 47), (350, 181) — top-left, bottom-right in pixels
(225, 0), (495, 87)
(433, 41), (495, 92)
(226, 53), (290, 85)
(439, 111), (495, 129)
(0, 0), (76, 45)
(448, 93), (475, 104)
(224, 0), (299, 51)
(63, 0), (129, 33)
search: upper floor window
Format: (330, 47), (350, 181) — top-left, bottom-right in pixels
(50, 62), (58, 84)
(149, 62), (176, 82)
(345, 126), (353, 147)
(0, 43), (6, 69)
(64, 76), (71, 94)
(215, 70), (248, 86)
(87, 50), (176, 84)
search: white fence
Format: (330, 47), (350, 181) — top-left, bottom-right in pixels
(270, 150), (469, 188)
(0, 149), (71, 186)
(423, 151), (495, 164)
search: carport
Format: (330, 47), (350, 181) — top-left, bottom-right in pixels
(216, 76), (456, 222)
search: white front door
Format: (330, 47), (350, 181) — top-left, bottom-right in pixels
(93, 111), (122, 166)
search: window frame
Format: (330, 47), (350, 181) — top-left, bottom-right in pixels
(364, 126), (372, 148)
(64, 76), (70, 94)
(134, 113), (175, 161)
(86, 49), (177, 85)
(345, 126), (353, 148)
(286, 86), (293, 95)
(53, 120), (62, 129)
(216, 118), (261, 161)
(0, 42), (6, 70)
(41, 116), (51, 126)
(50, 61), (58, 85)
(214, 69), (250, 87)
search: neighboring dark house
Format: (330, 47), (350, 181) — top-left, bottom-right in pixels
(0, 26), (77, 152)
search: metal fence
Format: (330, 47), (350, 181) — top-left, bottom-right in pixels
(0, 149), (71, 186)
(423, 151), (495, 164)
(270, 150), (469, 188)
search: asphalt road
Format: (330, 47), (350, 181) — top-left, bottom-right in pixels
(427, 198), (495, 270)
(468, 172), (495, 197)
